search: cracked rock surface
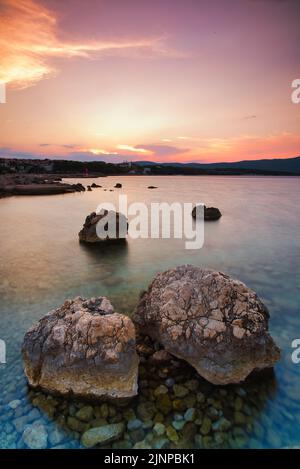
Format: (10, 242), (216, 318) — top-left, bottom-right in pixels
(22, 297), (139, 399)
(134, 265), (280, 385)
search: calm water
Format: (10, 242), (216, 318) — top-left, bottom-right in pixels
(0, 176), (300, 449)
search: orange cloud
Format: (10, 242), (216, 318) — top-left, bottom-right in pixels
(0, 0), (167, 88)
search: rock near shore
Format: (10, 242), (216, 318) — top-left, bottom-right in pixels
(134, 265), (280, 385)
(22, 297), (139, 399)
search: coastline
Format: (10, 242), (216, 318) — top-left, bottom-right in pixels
(0, 174), (86, 198)
(1, 172), (300, 199)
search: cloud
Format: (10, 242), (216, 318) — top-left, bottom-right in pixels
(0, 147), (42, 159)
(116, 144), (189, 157)
(79, 148), (119, 156)
(242, 115), (257, 120)
(0, 0), (171, 89)
(117, 145), (151, 154)
(39, 143), (78, 149)
(136, 144), (189, 156)
(0, 146), (124, 162)
(61, 144), (77, 149)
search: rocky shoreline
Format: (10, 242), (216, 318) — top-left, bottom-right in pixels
(0, 174), (85, 198)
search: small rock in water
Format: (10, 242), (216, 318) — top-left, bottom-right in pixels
(154, 385), (168, 396)
(100, 403), (109, 419)
(200, 417), (212, 436)
(8, 400), (21, 410)
(165, 378), (175, 388)
(166, 425), (179, 443)
(137, 402), (156, 421)
(184, 408), (197, 422)
(153, 422), (166, 436)
(173, 384), (189, 398)
(127, 419), (143, 431)
(81, 423), (125, 448)
(129, 428), (146, 444)
(67, 416), (86, 433)
(172, 420), (185, 431)
(133, 440), (151, 449)
(173, 412), (184, 421)
(75, 406), (94, 422)
(22, 423), (48, 449)
(155, 394), (172, 415)
(49, 427), (66, 447)
(212, 417), (231, 432)
(150, 350), (172, 363)
(196, 392), (205, 403)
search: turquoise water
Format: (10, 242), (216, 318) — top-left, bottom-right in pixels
(0, 175), (300, 448)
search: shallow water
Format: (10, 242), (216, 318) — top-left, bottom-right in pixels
(0, 175), (300, 449)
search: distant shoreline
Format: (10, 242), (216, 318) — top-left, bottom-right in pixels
(1, 156), (300, 178)
(63, 173), (300, 178)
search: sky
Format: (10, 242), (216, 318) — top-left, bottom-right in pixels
(0, 0), (299, 164)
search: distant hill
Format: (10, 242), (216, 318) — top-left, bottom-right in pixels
(136, 156), (300, 174)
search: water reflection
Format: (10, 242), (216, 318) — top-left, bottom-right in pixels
(79, 238), (129, 262)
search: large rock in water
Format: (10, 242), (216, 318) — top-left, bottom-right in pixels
(79, 210), (128, 243)
(22, 297), (139, 399)
(134, 265), (280, 385)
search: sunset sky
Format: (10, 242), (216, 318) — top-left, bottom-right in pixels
(0, 0), (299, 163)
